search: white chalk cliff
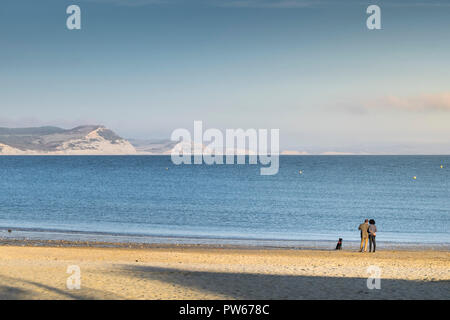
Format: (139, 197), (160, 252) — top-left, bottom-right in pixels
(0, 125), (136, 155)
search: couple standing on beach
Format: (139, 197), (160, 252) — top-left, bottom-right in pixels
(358, 219), (377, 252)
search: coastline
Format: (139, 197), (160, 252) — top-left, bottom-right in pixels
(1, 229), (449, 251)
(1, 238), (449, 252)
(0, 244), (448, 299)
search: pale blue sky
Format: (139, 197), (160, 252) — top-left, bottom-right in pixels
(1, 0), (449, 153)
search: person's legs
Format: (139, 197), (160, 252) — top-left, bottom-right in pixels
(369, 235), (373, 252)
(372, 236), (376, 252)
(360, 237), (368, 252)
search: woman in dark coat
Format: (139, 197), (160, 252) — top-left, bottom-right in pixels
(368, 219), (377, 252)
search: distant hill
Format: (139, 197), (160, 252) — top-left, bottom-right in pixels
(127, 138), (178, 154)
(0, 125), (268, 155)
(0, 125), (136, 155)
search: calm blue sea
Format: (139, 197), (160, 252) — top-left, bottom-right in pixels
(0, 156), (449, 245)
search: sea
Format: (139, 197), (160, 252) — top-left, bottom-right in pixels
(0, 156), (449, 248)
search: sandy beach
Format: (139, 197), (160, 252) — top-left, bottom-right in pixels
(0, 242), (448, 300)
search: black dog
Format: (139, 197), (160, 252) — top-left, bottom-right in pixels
(335, 238), (343, 250)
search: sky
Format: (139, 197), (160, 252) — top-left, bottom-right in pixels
(1, 0), (449, 154)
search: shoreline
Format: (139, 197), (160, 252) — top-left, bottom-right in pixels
(2, 227), (449, 250)
(1, 238), (449, 251)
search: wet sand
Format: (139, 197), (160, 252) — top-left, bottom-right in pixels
(0, 243), (448, 300)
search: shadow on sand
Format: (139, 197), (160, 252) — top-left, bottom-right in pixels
(0, 274), (124, 300)
(0, 266), (447, 300)
(118, 265), (449, 300)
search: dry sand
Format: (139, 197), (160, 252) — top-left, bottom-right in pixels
(0, 244), (448, 300)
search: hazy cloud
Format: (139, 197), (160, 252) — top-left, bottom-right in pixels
(366, 92), (450, 112)
(0, 117), (100, 130)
